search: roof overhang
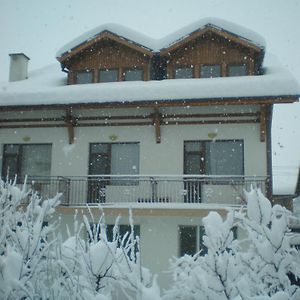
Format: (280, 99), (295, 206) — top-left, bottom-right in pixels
(0, 95), (297, 112)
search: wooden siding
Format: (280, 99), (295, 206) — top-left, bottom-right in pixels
(166, 33), (257, 78)
(66, 39), (151, 84)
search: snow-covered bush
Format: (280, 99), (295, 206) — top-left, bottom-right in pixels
(0, 179), (160, 300)
(165, 188), (300, 300)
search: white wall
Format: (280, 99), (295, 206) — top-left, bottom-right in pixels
(0, 122), (267, 177)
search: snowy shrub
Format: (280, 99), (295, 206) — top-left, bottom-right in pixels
(0, 179), (160, 300)
(165, 187), (300, 300)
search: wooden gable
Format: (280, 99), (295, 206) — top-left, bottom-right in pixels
(58, 31), (153, 84)
(161, 25), (264, 78)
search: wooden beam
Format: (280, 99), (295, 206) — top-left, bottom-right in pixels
(64, 107), (77, 144)
(152, 108), (162, 143)
(260, 105), (267, 142)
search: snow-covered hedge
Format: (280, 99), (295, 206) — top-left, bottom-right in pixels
(165, 188), (300, 300)
(0, 179), (160, 300)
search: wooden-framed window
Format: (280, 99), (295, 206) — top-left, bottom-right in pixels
(123, 68), (144, 81)
(184, 140), (244, 176)
(179, 225), (237, 257)
(228, 64), (248, 77)
(76, 70), (93, 84)
(174, 66), (194, 79)
(2, 144), (52, 180)
(99, 68), (119, 82)
(200, 64), (221, 78)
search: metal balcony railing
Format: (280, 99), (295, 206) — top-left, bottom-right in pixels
(20, 175), (269, 207)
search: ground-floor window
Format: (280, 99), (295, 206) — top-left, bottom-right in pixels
(179, 225), (237, 256)
(2, 144), (52, 180)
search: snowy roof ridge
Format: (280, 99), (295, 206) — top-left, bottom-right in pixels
(56, 23), (159, 58)
(158, 18), (266, 50)
(56, 17), (266, 58)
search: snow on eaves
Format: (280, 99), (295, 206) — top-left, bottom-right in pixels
(0, 62), (298, 107)
(56, 17), (266, 58)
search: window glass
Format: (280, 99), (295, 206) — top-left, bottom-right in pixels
(89, 143), (139, 175)
(124, 69), (143, 81)
(2, 144), (52, 179)
(184, 140), (243, 176)
(76, 71), (93, 84)
(201, 65), (221, 78)
(174, 67), (193, 79)
(99, 69), (118, 82)
(228, 65), (248, 77)
(179, 226), (197, 256)
(205, 141), (244, 175)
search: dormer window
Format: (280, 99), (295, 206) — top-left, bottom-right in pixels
(200, 65), (221, 78)
(174, 67), (193, 79)
(76, 71), (93, 84)
(124, 69), (143, 81)
(228, 65), (248, 76)
(99, 69), (118, 82)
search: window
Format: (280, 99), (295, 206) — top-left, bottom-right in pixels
(179, 225), (237, 256)
(76, 71), (93, 84)
(89, 143), (139, 176)
(99, 69), (118, 82)
(88, 143), (139, 202)
(184, 140), (244, 176)
(200, 64), (221, 78)
(124, 69), (143, 81)
(179, 225), (207, 256)
(89, 224), (140, 258)
(174, 67), (193, 79)
(228, 65), (248, 77)
(2, 144), (52, 180)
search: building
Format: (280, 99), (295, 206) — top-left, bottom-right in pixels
(0, 18), (299, 288)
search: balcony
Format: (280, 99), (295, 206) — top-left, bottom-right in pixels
(22, 175), (269, 207)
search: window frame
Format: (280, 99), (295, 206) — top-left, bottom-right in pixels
(227, 64), (248, 77)
(89, 142), (140, 176)
(178, 225), (237, 257)
(123, 68), (144, 81)
(75, 69), (94, 84)
(2, 143), (52, 181)
(200, 64), (222, 78)
(184, 139), (244, 176)
(174, 65), (194, 79)
(98, 68), (119, 83)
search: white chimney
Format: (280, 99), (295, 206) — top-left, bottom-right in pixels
(9, 53), (30, 82)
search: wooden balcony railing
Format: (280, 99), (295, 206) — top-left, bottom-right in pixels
(21, 175), (269, 207)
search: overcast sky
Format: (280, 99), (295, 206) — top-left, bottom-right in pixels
(0, 0), (299, 186)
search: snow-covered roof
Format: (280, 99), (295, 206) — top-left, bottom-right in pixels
(56, 17), (266, 58)
(273, 166), (299, 195)
(0, 55), (299, 107)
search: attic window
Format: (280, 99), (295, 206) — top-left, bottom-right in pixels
(200, 65), (221, 78)
(228, 65), (248, 77)
(99, 69), (118, 82)
(174, 67), (193, 79)
(124, 69), (143, 81)
(76, 71), (93, 84)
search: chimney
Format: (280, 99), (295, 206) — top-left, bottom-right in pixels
(9, 53), (30, 82)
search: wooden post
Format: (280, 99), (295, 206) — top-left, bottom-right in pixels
(260, 105), (267, 142)
(65, 107), (77, 144)
(153, 108), (162, 144)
